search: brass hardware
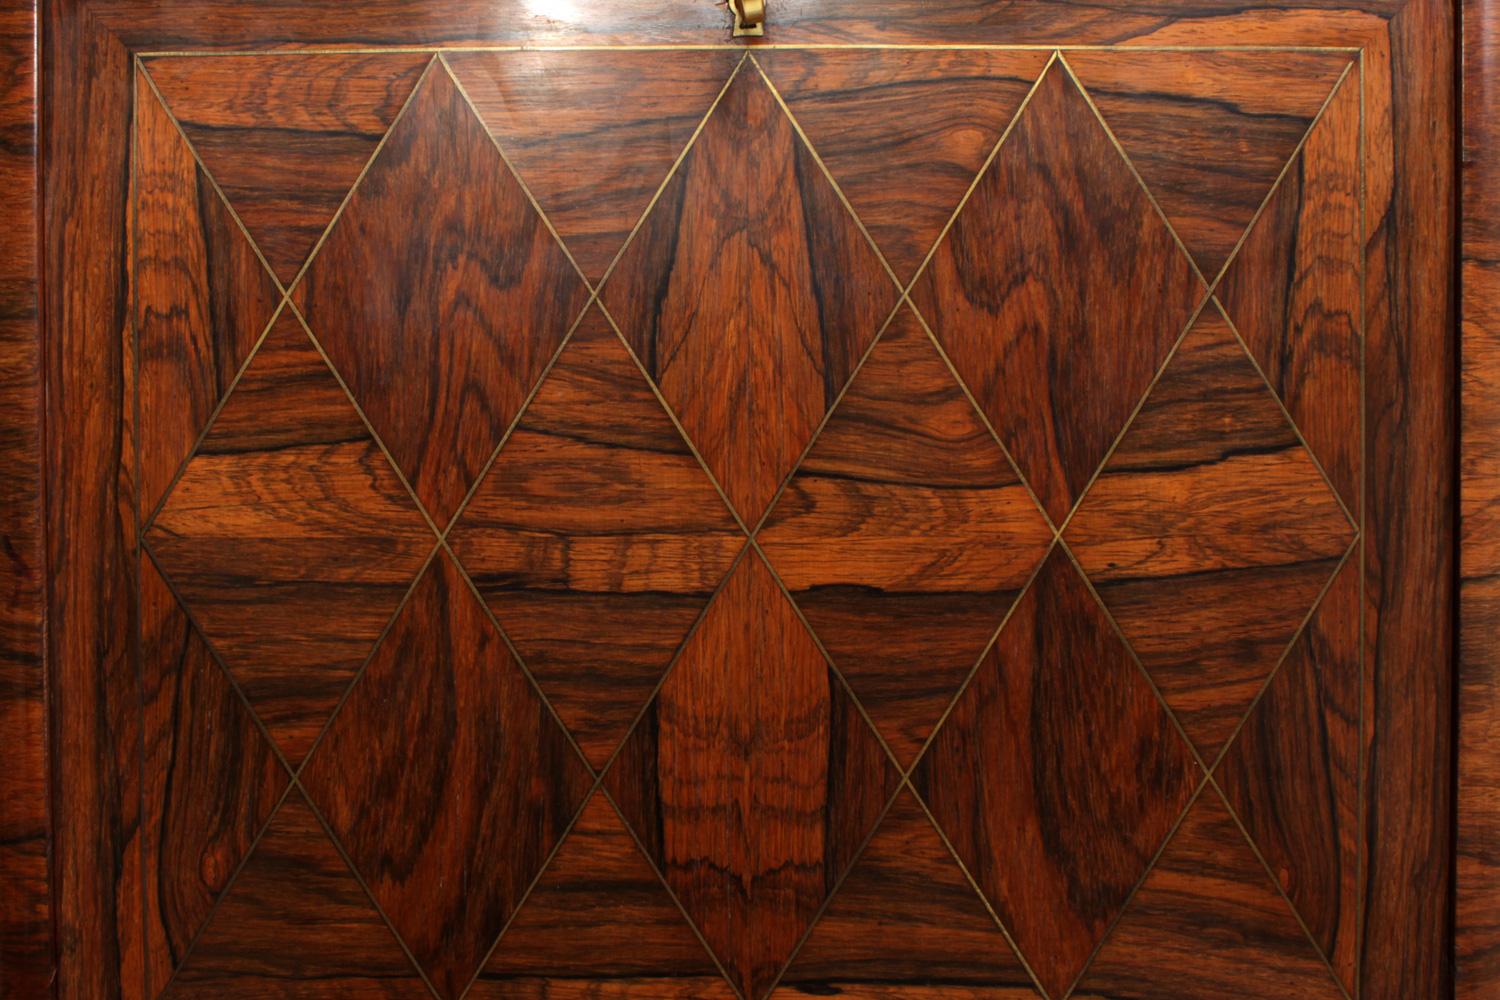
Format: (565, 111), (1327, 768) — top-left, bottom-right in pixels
(730, 0), (764, 36)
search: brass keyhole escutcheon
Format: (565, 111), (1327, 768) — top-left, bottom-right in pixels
(730, 0), (765, 36)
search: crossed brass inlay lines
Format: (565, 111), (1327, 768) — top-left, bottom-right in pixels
(132, 43), (1366, 1000)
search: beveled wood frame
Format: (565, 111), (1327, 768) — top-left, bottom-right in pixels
(0, 1), (1464, 997)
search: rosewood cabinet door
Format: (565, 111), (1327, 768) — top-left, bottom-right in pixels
(6, 1), (1468, 999)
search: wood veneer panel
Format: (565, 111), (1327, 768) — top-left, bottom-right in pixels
(910, 60), (1205, 525)
(295, 61), (591, 526)
(1219, 73), (1362, 511)
(1063, 50), (1352, 280)
(756, 48), (1050, 283)
(774, 790), (1038, 999)
(1361, 3), (1456, 995)
(0, 0), (49, 991)
(138, 556), (287, 993)
(449, 309), (744, 768)
(146, 313), (434, 764)
(601, 66), (900, 527)
(472, 792), (736, 999)
(1217, 555), (1360, 993)
(301, 551), (593, 999)
(446, 48), (742, 282)
(144, 53), (429, 286)
(1066, 309), (1355, 759)
(1461, 0), (1500, 990)
(758, 307), (1051, 766)
(134, 69), (282, 522)
(606, 553), (897, 1000)
(912, 548), (1200, 1000)
(1073, 788), (1345, 1000)
(163, 791), (430, 997)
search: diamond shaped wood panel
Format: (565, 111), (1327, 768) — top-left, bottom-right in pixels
(127, 45), (1367, 1000)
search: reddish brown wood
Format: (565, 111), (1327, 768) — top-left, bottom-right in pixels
(145, 313), (434, 764)
(300, 550), (593, 999)
(0, 0), (49, 992)
(756, 48), (1051, 283)
(163, 791), (430, 996)
(1064, 50), (1353, 281)
(912, 548), (1201, 1000)
(295, 60), (591, 526)
(1461, 0), (1500, 990)
(606, 553), (897, 1000)
(472, 792), (736, 998)
(1218, 72), (1363, 511)
(133, 67), (282, 520)
(144, 52), (429, 286)
(601, 65), (901, 526)
(446, 48), (742, 282)
(758, 306), (1052, 766)
(910, 59), (1207, 525)
(138, 556), (287, 994)
(1218, 555), (1361, 992)
(774, 790), (1039, 999)
(1073, 788), (1345, 999)
(449, 308), (744, 768)
(1066, 308), (1356, 759)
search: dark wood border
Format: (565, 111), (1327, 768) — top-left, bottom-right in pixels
(0, 0), (51, 995)
(19, 2), (1454, 998)
(1460, 0), (1498, 992)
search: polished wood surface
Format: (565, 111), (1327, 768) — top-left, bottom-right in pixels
(602, 65), (901, 526)
(0, 0), (48, 992)
(913, 549), (1201, 999)
(146, 313), (435, 765)
(450, 309), (744, 768)
(607, 553), (897, 1000)
(910, 60), (1207, 525)
(1064, 50), (1353, 281)
(1073, 788), (1345, 999)
(1066, 308), (1355, 758)
(294, 60), (592, 526)
(757, 48), (1051, 283)
(24, 5), (1460, 999)
(301, 551), (593, 998)
(1461, 0), (1500, 992)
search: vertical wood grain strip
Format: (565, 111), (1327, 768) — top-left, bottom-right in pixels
(1460, 0), (1500, 990)
(0, 0), (51, 994)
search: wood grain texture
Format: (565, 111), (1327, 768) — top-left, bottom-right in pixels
(0, 0), (49, 991)
(1462, 0), (1500, 989)
(912, 548), (1201, 1000)
(1073, 788), (1345, 1000)
(144, 53), (429, 286)
(1217, 555), (1360, 993)
(1361, 3), (1457, 995)
(449, 309), (744, 768)
(756, 48), (1051, 282)
(606, 553), (897, 1000)
(758, 307), (1052, 766)
(163, 791), (430, 997)
(774, 790), (1038, 999)
(1218, 72), (1362, 511)
(446, 48), (742, 282)
(134, 68), (283, 520)
(300, 550), (593, 999)
(910, 60), (1206, 525)
(295, 61), (591, 527)
(146, 313), (434, 764)
(601, 66), (900, 527)
(471, 791), (736, 999)
(1066, 309), (1355, 759)
(138, 555), (288, 994)
(1063, 50), (1352, 280)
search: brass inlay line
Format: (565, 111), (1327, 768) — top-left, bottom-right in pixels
(1355, 48), (1368, 1000)
(136, 44), (1366, 58)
